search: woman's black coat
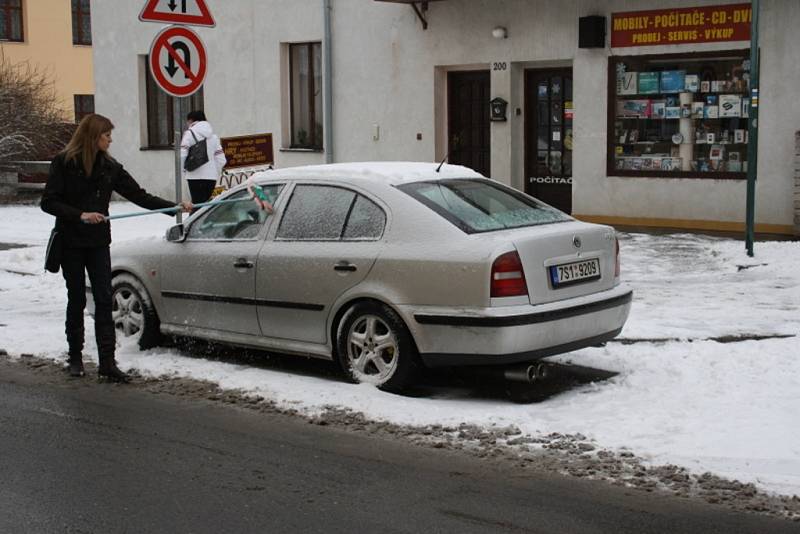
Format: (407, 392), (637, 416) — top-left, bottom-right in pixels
(41, 152), (176, 248)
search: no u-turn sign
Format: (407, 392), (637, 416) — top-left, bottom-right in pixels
(148, 25), (207, 97)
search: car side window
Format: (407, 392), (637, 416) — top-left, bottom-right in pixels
(187, 185), (283, 240)
(342, 195), (385, 240)
(277, 185), (355, 240)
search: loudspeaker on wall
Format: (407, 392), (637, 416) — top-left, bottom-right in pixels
(579, 16), (606, 48)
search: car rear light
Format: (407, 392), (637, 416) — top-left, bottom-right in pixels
(614, 237), (620, 278)
(491, 251), (528, 298)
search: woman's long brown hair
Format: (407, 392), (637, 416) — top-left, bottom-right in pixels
(63, 114), (114, 176)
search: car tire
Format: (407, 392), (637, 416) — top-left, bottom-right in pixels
(336, 301), (419, 392)
(111, 273), (161, 350)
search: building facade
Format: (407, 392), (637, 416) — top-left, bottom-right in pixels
(92, 0), (800, 235)
(1, 0), (94, 122)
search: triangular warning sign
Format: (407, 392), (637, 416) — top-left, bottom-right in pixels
(139, 0), (215, 27)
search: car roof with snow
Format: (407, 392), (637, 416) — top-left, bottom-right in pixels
(251, 162), (484, 187)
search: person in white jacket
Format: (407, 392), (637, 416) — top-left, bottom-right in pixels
(180, 110), (227, 205)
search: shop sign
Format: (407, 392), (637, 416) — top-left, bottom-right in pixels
(529, 176), (573, 185)
(220, 134), (274, 170)
(611, 3), (751, 48)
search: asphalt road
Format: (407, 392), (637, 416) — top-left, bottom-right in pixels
(0, 358), (796, 534)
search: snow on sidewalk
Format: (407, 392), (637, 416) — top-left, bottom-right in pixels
(0, 202), (798, 496)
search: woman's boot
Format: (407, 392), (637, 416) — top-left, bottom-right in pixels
(98, 357), (130, 383)
(67, 353), (85, 377)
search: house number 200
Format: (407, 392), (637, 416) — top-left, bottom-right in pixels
(492, 62), (507, 71)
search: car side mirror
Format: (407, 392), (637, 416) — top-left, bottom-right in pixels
(166, 224), (185, 242)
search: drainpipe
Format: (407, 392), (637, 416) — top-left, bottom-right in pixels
(323, 0), (334, 163)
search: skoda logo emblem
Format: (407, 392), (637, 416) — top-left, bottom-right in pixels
(573, 236), (582, 248)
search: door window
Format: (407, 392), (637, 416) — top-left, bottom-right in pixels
(277, 185), (386, 241)
(187, 185), (282, 240)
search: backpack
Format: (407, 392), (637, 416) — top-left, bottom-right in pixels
(183, 129), (209, 172)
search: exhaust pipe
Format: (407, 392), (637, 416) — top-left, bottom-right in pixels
(503, 362), (551, 383)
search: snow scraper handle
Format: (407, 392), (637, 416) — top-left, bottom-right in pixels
(95, 182), (273, 222)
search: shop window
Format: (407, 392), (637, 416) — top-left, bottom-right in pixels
(0, 0), (23, 42)
(144, 55), (204, 148)
(289, 42), (322, 150)
(609, 51), (750, 179)
(73, 94), (94, 122)
(71, 0), (91, 45)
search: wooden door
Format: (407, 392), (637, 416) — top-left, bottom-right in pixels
(448, 70), (490, 177)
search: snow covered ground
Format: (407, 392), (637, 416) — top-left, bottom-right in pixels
(1, 202), (798, 497)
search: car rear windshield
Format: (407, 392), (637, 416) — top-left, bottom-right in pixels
(398, 179), (570, 234)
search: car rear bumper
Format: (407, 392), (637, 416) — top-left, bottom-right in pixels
(398, 284), (632, 367)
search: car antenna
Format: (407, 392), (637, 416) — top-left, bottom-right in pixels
(435, 153), (449, 173)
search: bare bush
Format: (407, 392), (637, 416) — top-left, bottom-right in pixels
(0, 51), (70, 170)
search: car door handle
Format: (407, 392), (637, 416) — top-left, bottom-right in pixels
(233, 258), (254, 269)
(334, 262), (357, 272)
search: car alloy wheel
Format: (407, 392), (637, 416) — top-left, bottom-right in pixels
(111, 274), (162, 350)
(346, 314), (399, 385)
(336, 301), (419, 392)
(113, 286), (145, 340)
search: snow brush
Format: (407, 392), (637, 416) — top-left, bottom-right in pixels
(99, 179), (273, 221)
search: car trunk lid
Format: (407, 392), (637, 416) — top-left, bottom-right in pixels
(506, 221), (617, 305)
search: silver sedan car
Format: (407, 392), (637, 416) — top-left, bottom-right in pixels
(106, 163), (632, 391)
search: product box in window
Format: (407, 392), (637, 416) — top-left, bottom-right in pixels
(734, 129), (746, 144)
(651, 102), (666, 119)
(685, 75), (700, 93)
(617, 72), (638, 95)
(701, 81), (711, 93)
(660, 71), (686, 93)
(691, 102), (705, 118)
(742, 98), (750, 118)
(617, 99), (651, 118)
(638, 72), (660, 94)
(665, 107), (680, 119)
(695, 128), (706, 144)
(719, 95), (742, 117)
(704, 106), (719, 119)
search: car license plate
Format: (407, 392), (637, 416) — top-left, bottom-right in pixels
(549, 258), (600, 288)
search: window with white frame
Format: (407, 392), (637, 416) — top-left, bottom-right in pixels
(289, 42), (322, 150)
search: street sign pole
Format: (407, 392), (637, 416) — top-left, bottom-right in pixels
(173, 97), (187, 224)
(745, 0), (759, 257)
(141, 1), (214, 225)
